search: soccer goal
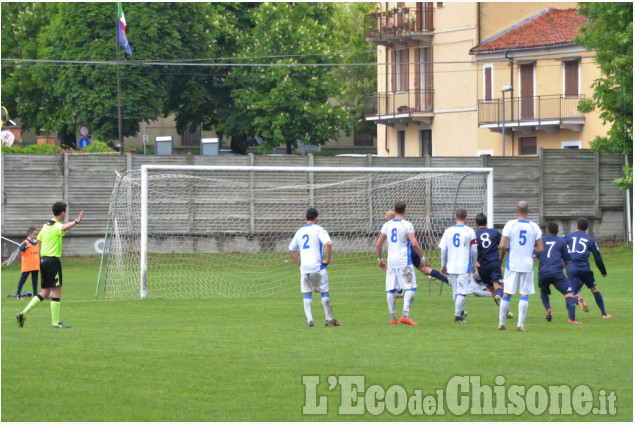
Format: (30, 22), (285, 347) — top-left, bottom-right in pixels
(96, 165), (493, 299)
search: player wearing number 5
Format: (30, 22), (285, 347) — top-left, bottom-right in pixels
(439, 208), (477, 323)
(288, 208), (341, 328)
(498, 201), (543, 331)
(563, 218), (611, 319)
(376, 201), (424, 325)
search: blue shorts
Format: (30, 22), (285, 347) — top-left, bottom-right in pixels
(538, 273), (573, 296)
(567, 269), (596, 293)
(477, 262), (502, 288)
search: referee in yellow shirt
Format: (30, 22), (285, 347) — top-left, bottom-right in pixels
(17, 201), (83, 328)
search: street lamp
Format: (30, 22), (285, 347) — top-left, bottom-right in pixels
(501, 85), (512, 156)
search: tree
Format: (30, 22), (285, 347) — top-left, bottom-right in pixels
(222, 3), (350, 154)
(576, 2), (633, 190)
(1, 3), (220, 145)
(331, 3), (377, 138)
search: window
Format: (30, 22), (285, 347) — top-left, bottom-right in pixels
(397, 130), (406, 157)
(519, 137), (537, 155)
(420, 130), (432, 157)
(353, 127), (374, 147)
(564, 60), (579, 97)
(396, 49), (409, 92)
(483, 65), (493, 101)
(561, 141), (581, 149)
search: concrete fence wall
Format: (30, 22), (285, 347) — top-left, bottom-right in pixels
(1, 150), (628, 258)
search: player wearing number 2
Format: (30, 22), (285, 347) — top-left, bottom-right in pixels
(498, 201), (543, 331)
(376, 201), (424, 325)
(439, 208), (478, 323)
(288, 208), (341, 327)
(563, 217), (611, 319)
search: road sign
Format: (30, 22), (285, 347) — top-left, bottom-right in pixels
(79, 137), (91, 149)
(1, 130), (15, 146)
(78, 125), (90, 137)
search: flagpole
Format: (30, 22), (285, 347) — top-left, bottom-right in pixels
(115, 3), (124, 155)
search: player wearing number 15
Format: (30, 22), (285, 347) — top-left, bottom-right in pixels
(498, 201), (543, 331)
(563, 217), (611, 319)
(376, 201), (424, 326)
(288, 208), (341, 328)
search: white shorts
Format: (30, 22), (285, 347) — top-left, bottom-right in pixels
(449, 273), (474, 296)
(385, 265), (417, 292)
(301, 269), (329, 294)
(503, 269), (535, 295)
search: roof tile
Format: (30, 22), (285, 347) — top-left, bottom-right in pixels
(471, 8), (587, 54)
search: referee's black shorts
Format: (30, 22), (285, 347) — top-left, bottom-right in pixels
(40, 256), (63, 288)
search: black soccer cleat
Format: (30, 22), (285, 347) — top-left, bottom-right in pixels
(16, 313), (25, 328)
(325, 319), (342, 327)
(52, 322), (71, 329)
(545, 309), (553, 322)
(306, 321), (314, 327)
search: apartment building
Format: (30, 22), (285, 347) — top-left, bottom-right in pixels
(364, 2), (604, 157)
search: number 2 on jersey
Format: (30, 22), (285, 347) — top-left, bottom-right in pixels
(302, 234), (310, 249)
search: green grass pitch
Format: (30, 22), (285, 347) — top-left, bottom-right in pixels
(1, 245), (632, 421)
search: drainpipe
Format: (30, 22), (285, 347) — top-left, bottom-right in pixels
(385, 2), (390, 154)
(505, 50), (514, 155)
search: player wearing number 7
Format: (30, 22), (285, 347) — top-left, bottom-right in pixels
(288, 208), (341, 328)
(498, 201), (543, 331)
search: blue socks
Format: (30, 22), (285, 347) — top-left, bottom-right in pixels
(593, 291), (607, 315)
(430, 269), (448, 284)
(540, 291), (551, 311)
(566, 297), (576, 321)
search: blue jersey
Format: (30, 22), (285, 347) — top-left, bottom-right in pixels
(475, 227), (501, 266)
(563, 231), (606, 275)
(538, 235), (570, 279)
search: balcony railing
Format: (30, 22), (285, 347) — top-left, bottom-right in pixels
(478, 95), (586, 127)
(364, 6), (434, 41)
(364, 89), (434, 118)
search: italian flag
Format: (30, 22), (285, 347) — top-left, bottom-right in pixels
(118, 2), (132, 55)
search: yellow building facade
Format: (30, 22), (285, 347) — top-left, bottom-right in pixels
(365, 2), (606, 157)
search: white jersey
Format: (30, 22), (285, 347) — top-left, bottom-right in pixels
(289, 223), (331, 274)
(380, 218), (415, 269)
(502, 219), (542, 272)
(439, 224), (477, 274)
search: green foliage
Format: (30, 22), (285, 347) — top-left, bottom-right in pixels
(576, 2), (633, 190)
(1, 142), (63, 154)
(331, 3), (378, 136)
(83, 140), (114, 153)
(223, 3), (351, 154)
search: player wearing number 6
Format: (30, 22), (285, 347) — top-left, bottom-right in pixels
(439, 208), (477, 323)
(498, 201), (543, 331)
(376, 201), (424, 325)
(288, 208), (341, 328)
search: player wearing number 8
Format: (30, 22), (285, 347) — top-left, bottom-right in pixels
(498, 201), (543, 331)
(376, 201), (424, 325)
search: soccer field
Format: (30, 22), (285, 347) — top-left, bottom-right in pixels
(1, 245), (632, 421)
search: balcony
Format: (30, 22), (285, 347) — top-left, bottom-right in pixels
(364, 6), (434, 45)
(478, 95), (586, 133)
(364, 89), (434, 125)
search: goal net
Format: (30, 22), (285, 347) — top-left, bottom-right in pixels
(97, 165), (493, 299)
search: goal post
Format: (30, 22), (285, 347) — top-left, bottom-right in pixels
(98, 165), (493, 300)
